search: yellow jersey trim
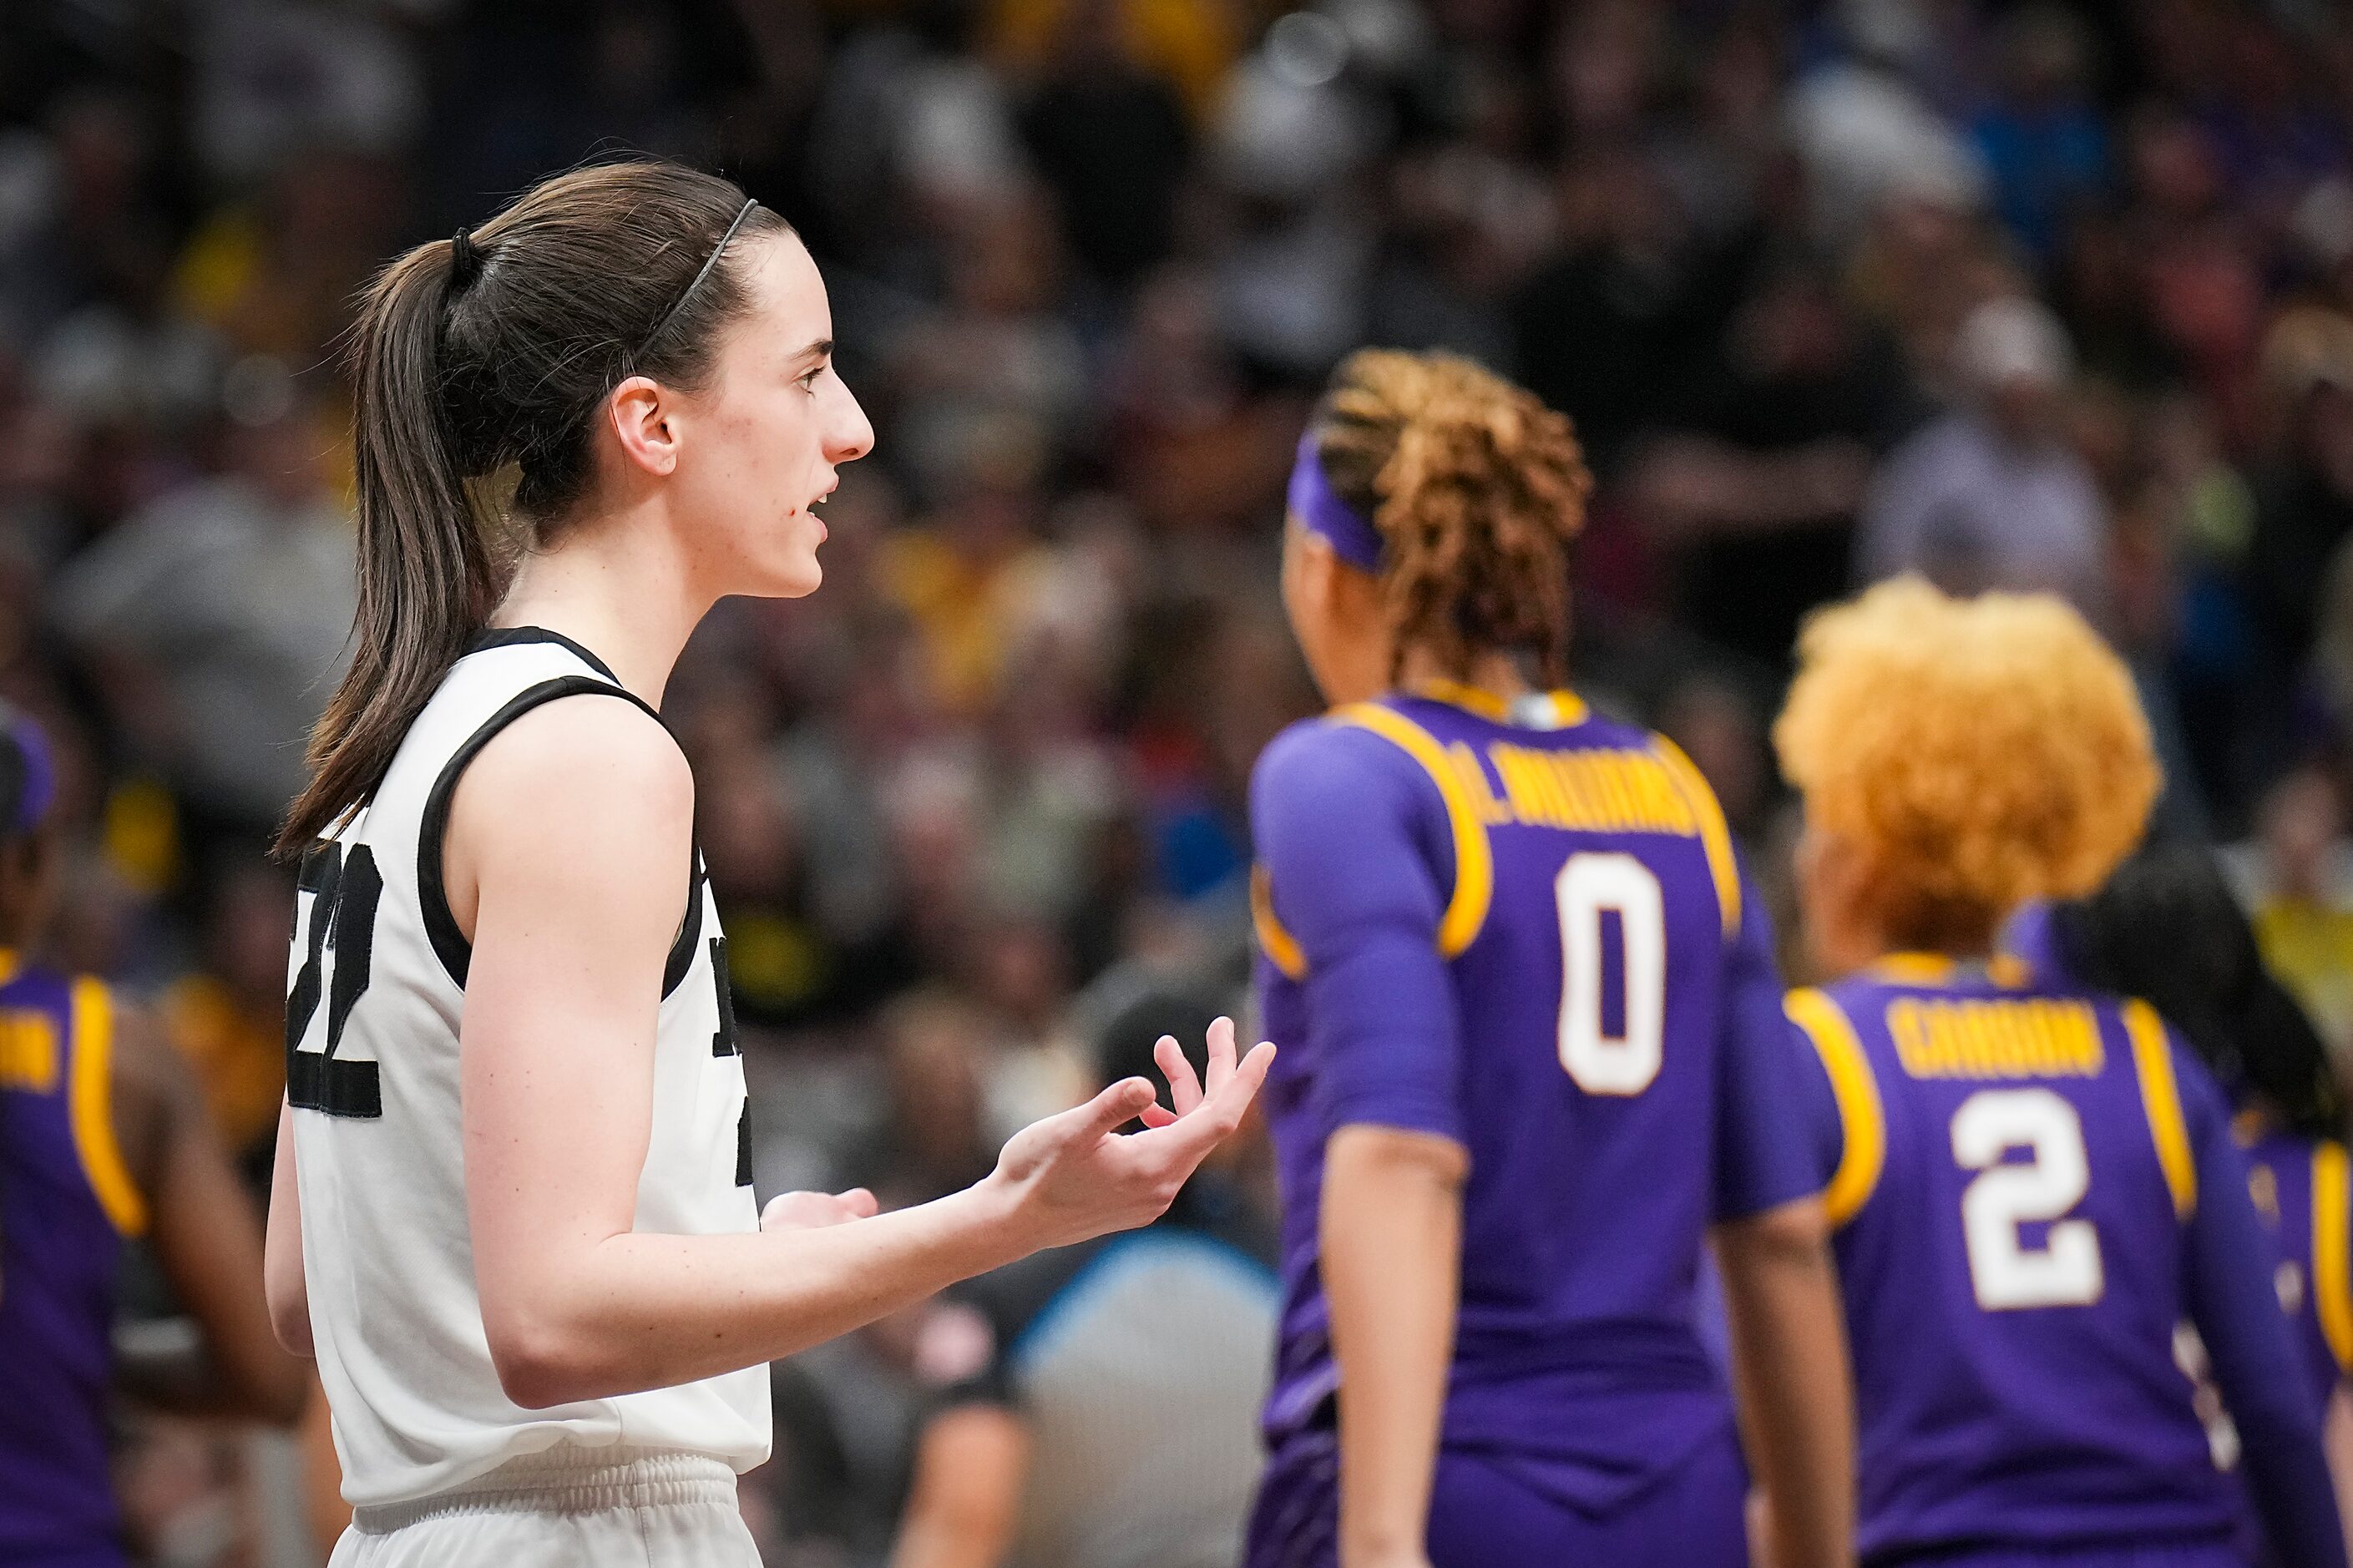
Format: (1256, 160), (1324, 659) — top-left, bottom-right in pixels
(1866, 952), (2035, 989)
(1870, 952), (1958, 985)
(1406, 679), (1589, 731)
(1787, 988), (1885, 1227)
(1330, 703), (1494, 957)
(2315, 1141), (2353, 1375)
(2123, 999), (2197, 1221)
(1985, 955), (2032, 989)
(1250, 865), (1308, 981)
(1652, 735), (1739, 938)
(0, 1009), (58, 1093)
(1408, 678), (1510, 721)
(67, 979), (147, 1237)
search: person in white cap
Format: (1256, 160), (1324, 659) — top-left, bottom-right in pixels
(1856, 294), (2108, 615)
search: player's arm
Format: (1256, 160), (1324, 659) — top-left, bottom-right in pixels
(1713, 893), (1855, 1568)
(2326, 1388), (2353, 1565)
(453, 697), (1271, 1407)
(1714, 1197), (1852, 1568)
(1324, 1124), (1465, 1568)
(1256, 723), (1465, 1568)
(2179, 1055), (2346, 1568)
(111, 1004), (308, 1422)
(891, 1402), (1032, 1568)
(262, 1102), (311, 1356)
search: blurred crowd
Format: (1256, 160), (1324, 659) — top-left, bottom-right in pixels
(10, 0), (2353, 1562)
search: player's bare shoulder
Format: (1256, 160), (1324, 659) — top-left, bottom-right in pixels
(443, 690), (695, 935)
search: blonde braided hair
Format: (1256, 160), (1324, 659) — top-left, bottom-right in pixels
(1312, 349), (1593, 684)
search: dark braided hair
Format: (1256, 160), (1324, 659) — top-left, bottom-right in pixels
(2053, 844), (2341, 1138)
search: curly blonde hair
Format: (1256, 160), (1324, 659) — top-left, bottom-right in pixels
(1774, 578), (2160, 951)
(1313, 349), (1593, 684)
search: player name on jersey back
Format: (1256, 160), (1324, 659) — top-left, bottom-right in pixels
(1884, 994), (2107, 1080)
(1443, 741), (1701, 837)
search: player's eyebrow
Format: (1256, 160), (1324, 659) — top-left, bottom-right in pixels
(793, 338), (833, 368)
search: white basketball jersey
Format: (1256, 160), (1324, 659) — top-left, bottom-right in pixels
(284, 629), (770, 1509)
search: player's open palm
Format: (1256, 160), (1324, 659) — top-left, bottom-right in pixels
(988, 1015), (1275, 1252)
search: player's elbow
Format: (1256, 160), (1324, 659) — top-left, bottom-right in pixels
(264, 1264), (313, 1359)
(483, 1306), (615, 1409)
(1714, 1194), (1834, 1277)
(1326, 1122), (1471, 1191)
(488, 1336), (591, 1410)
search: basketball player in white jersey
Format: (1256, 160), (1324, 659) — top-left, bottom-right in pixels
(261, 160), (1274, 1567)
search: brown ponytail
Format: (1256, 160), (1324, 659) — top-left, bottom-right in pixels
(1310, 349), (1592, 685)
(276, 161), (792, 856)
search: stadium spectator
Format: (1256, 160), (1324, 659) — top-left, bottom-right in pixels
(890, 988), (1276, 1568)
(50, 374), (354, 848)
(1858, 294), (2109, 613)
(2224, 765), (2353, 1057)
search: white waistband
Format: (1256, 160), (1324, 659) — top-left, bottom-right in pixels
(349, 1448), (740, 1534)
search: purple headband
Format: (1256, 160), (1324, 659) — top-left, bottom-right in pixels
(1287, 431), (1384, 573)
(3, 711), (52, 838)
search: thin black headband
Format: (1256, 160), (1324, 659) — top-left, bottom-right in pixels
(635, 198), (759, 362)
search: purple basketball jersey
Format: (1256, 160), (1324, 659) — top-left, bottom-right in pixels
(1790, 959), (2271, 1556)
(2238, 1120), (2352, 1413)
(0, 963), (139, 1567)
(1248, 685), (1815, 1516)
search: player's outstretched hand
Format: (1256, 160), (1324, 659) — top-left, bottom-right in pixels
(761, 1188), (879, 1232)
(984, 1015), (1275, 1253)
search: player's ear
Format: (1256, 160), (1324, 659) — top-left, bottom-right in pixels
(605, 376), (681, 478)
(1796, 822), (1879, 976)
(1283, 520), (1332, 612)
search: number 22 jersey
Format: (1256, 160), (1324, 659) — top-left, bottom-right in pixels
(282, 629), (767, 1510)
(1247, 684), (1819, 1510)
(1787, 959), (2341, 1564)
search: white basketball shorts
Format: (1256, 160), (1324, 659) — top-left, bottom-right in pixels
(326, 1446), (760, 1567)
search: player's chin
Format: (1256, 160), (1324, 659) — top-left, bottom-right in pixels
(762, 554), (823, 598)
(747, 529), (825, 599)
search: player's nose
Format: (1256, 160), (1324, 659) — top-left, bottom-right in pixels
(825, 376), (873, 464)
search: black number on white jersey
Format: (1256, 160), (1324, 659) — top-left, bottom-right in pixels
(286, 842), (384, 1118)
(710, 936), (740, 1057)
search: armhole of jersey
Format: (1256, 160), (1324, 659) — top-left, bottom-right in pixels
(417, 675), (703, 999)
(1651, 734), (1740, 941)
(2123, 999), (2198, 1222)
(1785, 988), (1883, 1227)
(1327, 704), (1492, 957)
(1250, 865), (1307, 980)
(665, 855), (707, 997)
(2312, 1141), (2353, 1375)
(67, 979), (148, 1237)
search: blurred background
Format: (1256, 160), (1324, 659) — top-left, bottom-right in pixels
(8, 0), (2353, 1561)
